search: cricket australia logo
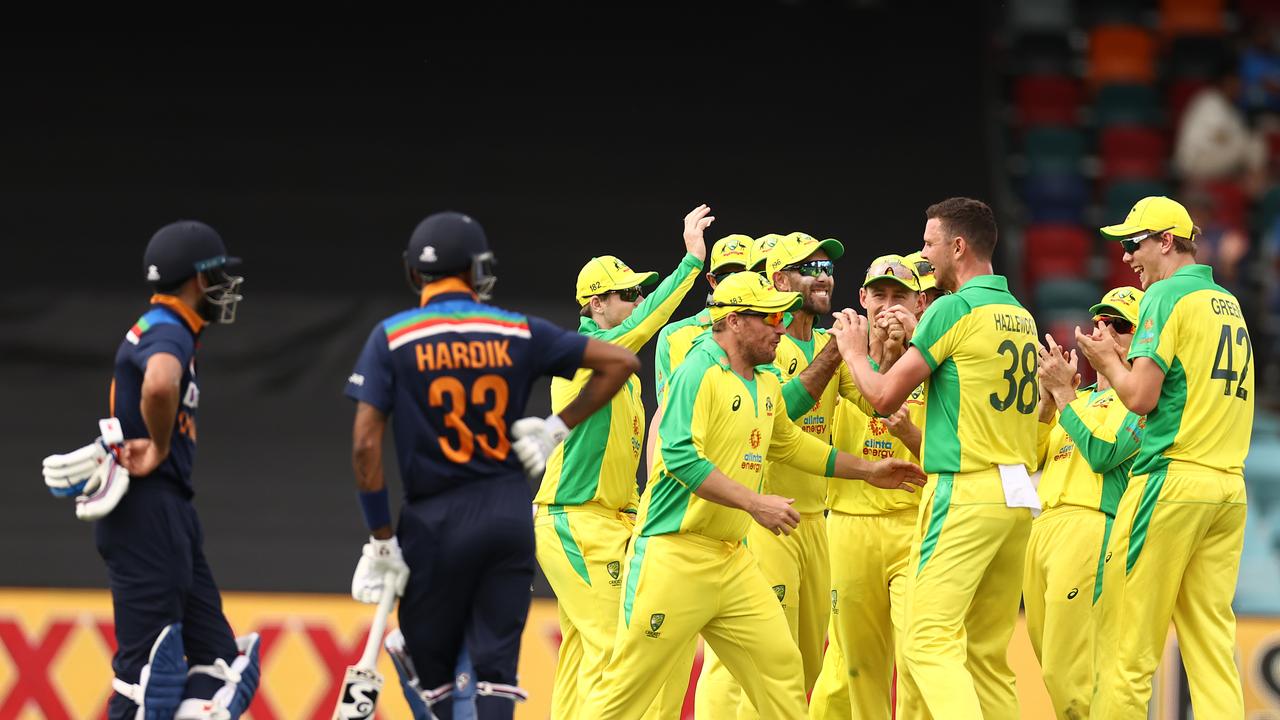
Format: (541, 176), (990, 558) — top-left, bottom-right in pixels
(646, 613), (665, 638)
(831, 589), (839, 614)
(773, 584), (787, 605)
(607, 561), (621, 587)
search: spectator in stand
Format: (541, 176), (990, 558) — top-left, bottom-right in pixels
(1173, 66), (1268, 187)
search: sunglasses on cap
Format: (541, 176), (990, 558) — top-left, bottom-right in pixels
(1120, 227), (1173, 254)
(606, 286), (643, 302)
(866, 261), (918, 283)
(736, 310), (786, 327)
(783, 259), (836, 278)
(1095, 315), (1134, 334)
(710, 269), (744, 284)
(910, 259), (934, 277)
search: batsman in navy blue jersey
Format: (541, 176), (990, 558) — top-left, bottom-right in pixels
(344, 211), (639, 720)
(40, 221), (260, 720)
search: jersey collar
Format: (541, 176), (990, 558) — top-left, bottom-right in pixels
(149, 294), (206, 334)
(1169, 264), (1212, 282)
(954, 274), (1009, 294)
(419, 277), (478, 307)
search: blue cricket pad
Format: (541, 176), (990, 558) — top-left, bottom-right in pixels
(142, 623), (186, 720)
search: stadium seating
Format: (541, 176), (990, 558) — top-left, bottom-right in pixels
(1088, 25), (1156, 87)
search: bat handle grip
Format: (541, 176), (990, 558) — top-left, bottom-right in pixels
(357, 571), (399, 670)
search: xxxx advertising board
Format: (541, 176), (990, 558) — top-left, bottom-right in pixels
(0, 589), (1277, 718)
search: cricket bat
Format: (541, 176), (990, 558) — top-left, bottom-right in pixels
(332, 572), (399, 719)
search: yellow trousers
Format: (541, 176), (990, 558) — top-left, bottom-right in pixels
(534, 504), (686, 720)
(583, 532), (807, 720)
(695, 512), (828, 719)
(902, 471), (1032, 720)
(1022, 505), (1109, 719)
(809, 509), (915, 720)
(1092, 465), (1247, 719)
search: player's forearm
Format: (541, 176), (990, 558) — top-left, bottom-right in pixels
(692, 469), (761, 512)
(844, 352), (898, 416)
(830, 452), (875, 480)
(139, 380), (179, 456)
(793, 339), (842, 401)
(893, 425), (922, 458)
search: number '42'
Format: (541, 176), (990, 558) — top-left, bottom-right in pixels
(1210, 324), (1252, 400)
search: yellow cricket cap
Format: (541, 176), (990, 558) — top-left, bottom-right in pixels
(863, 253), (921, 292)
(1090, 286), (1144, 326)
(708, 271), (802, 322)
(902, 251), (937, 292)
(765, 231), (845, 278)
(710, 234), (753, 272)
(575, 255), (659, 306)
(1100, 196), (1195, 240)
(749, 233), (785, 271)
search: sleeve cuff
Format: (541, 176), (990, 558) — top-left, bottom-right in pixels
(679, 459), (717, 492)
(824, 448), (837, 477)
(1127, 347), (1169, 373)
(782, 381), (817, 420)
(911, 341), (939, 371)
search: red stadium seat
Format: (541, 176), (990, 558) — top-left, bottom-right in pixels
(1014, 75), (1081, 127)
(1103, 250), (1138, 291)
(1159, 0), (1225, 39)
(1199, 179), (1249, 229)
(1100, 126), (1168, 181)
(1024, 224), (1093, 288)
(1088, 25), (1156, 87)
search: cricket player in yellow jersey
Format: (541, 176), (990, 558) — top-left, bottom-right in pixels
(809, 254), (925, 720)
(903, 251), (946, 309)
(697, 232), (888, 718)
(1025, 286), (1145, 720)
(649, 232), (785, 470)
(580, 272), (927, 720)
(1077, 196), (1253, 719)
(533, 204), (712, 719)
(831, 198), (1041, 720)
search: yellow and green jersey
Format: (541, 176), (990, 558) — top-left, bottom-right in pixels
(907, 274), (1040, 475)
(764, 330), (873, 513)
(1127, 264), (1254, 476)
(635, 337), (838, 543)
(1036, 386), (1142, 515)
(534, 252), (703, 512)
(826, 364), (926, 515)
(654, 308), (711, 401)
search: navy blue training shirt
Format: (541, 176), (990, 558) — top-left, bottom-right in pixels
(111, 294), (203, 497)
(345, 280), (588, 501)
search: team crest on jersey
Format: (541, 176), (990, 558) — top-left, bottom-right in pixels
(732, 395), (742, 412)
(773, 584), (786, 604)
(646, 613), (665, 638)
(607, 561), (621, 587)
(765, 397), (774, 416)
(1091, 395), (1114, 409)
(831, 589), (839, 614)
(182, 382), (200, 410)
(909, 385), (925, 403)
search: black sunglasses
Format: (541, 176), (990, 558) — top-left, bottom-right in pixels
(1120, 227), (1172, 254)
(1096, 316), (1134, 334)
(606, 286), (643, 302)
(783, 259), (835, 278)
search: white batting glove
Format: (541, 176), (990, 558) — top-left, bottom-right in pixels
(510, 415), (570, 480)
(74, 451), (131, 521)
(43, 440), (109, 497)
(351, 536), (410, 604)
(43, 419), (130, 520)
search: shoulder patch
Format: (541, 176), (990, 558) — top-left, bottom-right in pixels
(125, 309), (181, 345)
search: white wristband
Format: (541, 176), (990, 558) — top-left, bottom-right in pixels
(544, 415), (570, 444)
